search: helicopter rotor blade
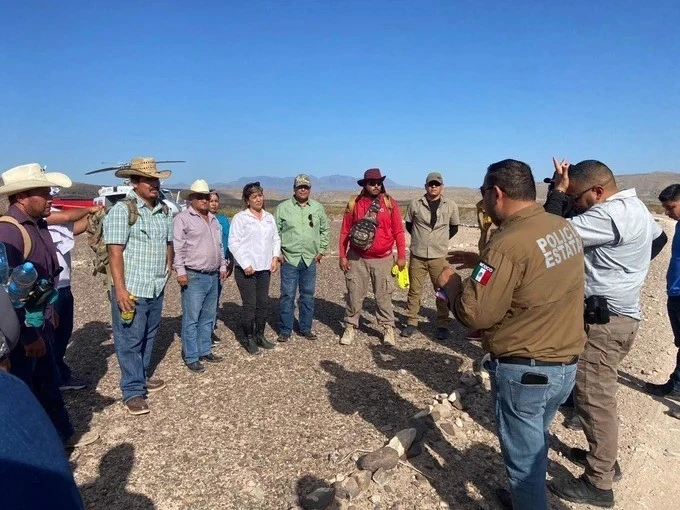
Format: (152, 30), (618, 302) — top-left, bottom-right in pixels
(85, 166), (126, 175)
(156, 160), (186, 164)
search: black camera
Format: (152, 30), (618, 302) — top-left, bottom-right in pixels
(584, 295), (610, 324)
(25, 266), (63, 308)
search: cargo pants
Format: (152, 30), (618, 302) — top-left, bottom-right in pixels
(343, 250), (395, 328)
(575, 315), (639, 490)
(404, 254), (450, 329)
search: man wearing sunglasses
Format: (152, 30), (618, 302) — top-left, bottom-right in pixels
(545, 158), (667, 508)
(339, 168), (406, 346)
(274, 174), (329, 342)
(402, 172), (459, 340)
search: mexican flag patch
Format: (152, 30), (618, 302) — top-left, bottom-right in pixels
(471, 261), (494, 285)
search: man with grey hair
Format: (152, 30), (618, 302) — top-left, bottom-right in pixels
(275, 174), (329, 342)
(546, 158), (666, 508)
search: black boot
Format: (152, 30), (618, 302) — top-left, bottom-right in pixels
(243, 323), (259, 355)
(255, 323), (276, 349)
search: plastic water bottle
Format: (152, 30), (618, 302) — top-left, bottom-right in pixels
(0, 243), (8, 285)
(7, 262), (38, 308)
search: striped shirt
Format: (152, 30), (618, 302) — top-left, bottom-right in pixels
(103, 191), (172, 298)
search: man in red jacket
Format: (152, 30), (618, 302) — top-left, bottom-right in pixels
(339, 168), (406, 346)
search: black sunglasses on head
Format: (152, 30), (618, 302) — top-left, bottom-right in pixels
(245, 181), (261, 190)
(308, 214), (313, 227)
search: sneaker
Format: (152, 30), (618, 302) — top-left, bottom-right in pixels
(300, 330), (318, 340)
(494, 487), (513, 510)
(436, 327), (449, 340)
(146, 377), (166, 393)
(339, 327), (355, 345)
(563, 413), (583, 430)
(548, 475), (614, 508)
(383, 326), (395, 347)
(645, 380), (680, 399)
(465, 330), (483, 340)
(199, 353), (223, 363)
(59, 377), (88, 391)
(123, 396), (150, 416)
(211, 333), (222, 344)
(569, 448), (623, 482)
(278, 333), (291, 342)
(186, 361), (206, 373)
(400, 325), (417, 337)
(63, 430), (100, 448)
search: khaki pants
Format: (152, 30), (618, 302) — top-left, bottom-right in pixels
(343, 251), (395, 328)
(575, 315), (639, 490)
(405, 255), (450, 328)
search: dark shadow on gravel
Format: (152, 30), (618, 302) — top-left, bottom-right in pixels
(320, 360), (572, 509)
(80, 443), (155, 510)
(294, 474), (333, 507)
(148, 315), (181, 375)
(619, 369), (680, 421)
(62, 320), (117, 435)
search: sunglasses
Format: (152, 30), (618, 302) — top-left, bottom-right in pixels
(427, 181), (442, 187)
(479, 185), (493, 196)
(567, 187), (594, 202)
(296, 185), (311, 191)
(366, 180), (383, 187)
(192, 193), (210, 201)
(245, 181), (261, 191)
(308, 214), (314, 227)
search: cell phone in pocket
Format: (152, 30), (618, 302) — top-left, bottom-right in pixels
(521, 372), (549, 385)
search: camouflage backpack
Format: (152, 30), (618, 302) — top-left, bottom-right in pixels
(348, 196), (383, 251)
(86, 199), (168, 285)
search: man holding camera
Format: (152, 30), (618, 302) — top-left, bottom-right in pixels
(545, 158), (666, 508)
(0, 163), (98, 448)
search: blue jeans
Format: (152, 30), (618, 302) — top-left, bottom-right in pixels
(180, 271), (218, 364)
(485, 358), (576, 510)
(9, 322), (74, 441)
(0, 371), (84, 509)
(53, 287), (74, 385)
(279, 259), (317, 335)
(110, 288), (165, 402)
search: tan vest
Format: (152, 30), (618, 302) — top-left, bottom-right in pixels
(454, 203), (586, 362)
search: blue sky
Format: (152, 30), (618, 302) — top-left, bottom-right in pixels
(1, 1), (678, 188)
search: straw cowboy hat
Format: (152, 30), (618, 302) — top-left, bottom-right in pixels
(179, 179), (212, 200)
(0, 163), (72, 197)
(114, 157), (172, 180)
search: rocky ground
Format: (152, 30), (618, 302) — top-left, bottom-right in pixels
(63, 216), (680, 510)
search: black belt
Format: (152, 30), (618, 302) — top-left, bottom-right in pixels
(186, 268), (219, 275)
(494, 356), (579, 367)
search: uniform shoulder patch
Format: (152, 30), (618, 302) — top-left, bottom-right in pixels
(471, 261), (495, 285)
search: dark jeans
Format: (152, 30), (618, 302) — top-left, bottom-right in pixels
(9, 322), (74, 441)
(110, 288), (165, 402)
(668, 296), (680, 389)
(0, 371), (84, 509)
(53, 286), (74, 385)
(279, 259), (317, 335)
(234, 267), (271, 335)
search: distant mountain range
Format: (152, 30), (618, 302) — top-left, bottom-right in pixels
(172, 174), (416, 192)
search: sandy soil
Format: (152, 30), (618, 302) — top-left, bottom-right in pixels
(62, 215), (680, 510)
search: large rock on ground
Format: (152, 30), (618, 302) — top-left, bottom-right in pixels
(301, 487), (336, 510)
(387, 428), (417, 457)
(358, 446), (399, 472)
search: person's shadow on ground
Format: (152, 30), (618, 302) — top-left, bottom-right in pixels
(79, 443), (155, 509)
(320, 360), (572, 508)
(619, 369), (680, 419)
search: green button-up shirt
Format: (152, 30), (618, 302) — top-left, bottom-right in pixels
(275, 197), (329, 266)
(103, 191), (173, 298)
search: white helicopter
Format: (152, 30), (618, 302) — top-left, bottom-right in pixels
(84, 158), (186, 216)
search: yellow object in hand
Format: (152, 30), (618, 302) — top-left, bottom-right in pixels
(391, 264), (410, 289)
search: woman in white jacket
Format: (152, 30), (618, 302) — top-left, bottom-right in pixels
(228, 182), (281, 354)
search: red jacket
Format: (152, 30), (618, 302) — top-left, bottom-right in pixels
(339, 194), (406, 260)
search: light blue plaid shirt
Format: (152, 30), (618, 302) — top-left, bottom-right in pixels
(103, 191), (173, 298)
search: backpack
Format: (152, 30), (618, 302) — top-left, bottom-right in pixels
(348, 196), (382, 251)
(87, 198), (168, 285)
(346, 193), (392, 216)
(0, 216), (32, 260)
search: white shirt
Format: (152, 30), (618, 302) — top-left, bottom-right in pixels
(228, 209), (281, 271)
(48, 222), (74, 289)
(569, 188), (662, 319)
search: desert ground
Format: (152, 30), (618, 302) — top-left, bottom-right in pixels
(62, 214), (680, 510)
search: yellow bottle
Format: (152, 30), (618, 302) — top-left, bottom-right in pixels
(120, 294), (136, 324)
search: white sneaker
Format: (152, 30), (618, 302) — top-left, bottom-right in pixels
(339, 327), (355, 345)
(383, 326), (395, 346)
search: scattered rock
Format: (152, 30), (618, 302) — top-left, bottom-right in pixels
(352, 470), (372, 493)
(430, 404), (452, 422)
(250, 486), (265, 501)
(460, 371), (478, 387)
(413, 406), (432, 419)
(334, 476), (360, 500)
(398, 369), (408, 375)
(372, 467), (393, 486)
(301, 487), (336, 510)
(387, 428), (417, 457)
(358, 446), (400, 472)
(455, 417), (464, 428)
(440, 422), (457, 436)
(369, 494), (381, 505)
(380, 424), (394, 432)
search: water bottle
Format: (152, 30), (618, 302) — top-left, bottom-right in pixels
(0, 242), (8, 285)
(120, 294), (137, 325)
(7, 262), (38, 308)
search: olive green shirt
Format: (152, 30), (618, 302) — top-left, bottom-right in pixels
(406, 194), (460, 259)
(275, 197), (330, 266)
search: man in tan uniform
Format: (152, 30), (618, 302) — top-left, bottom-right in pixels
(438, 159), (586, 510)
